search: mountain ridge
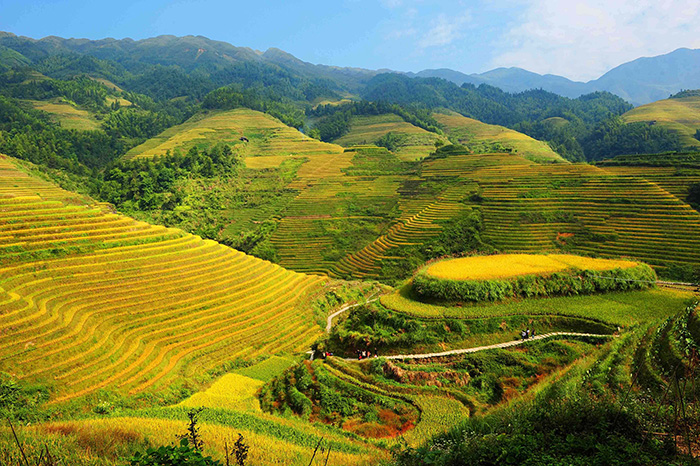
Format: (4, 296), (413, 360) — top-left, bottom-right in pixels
(2, 31), (700, 105)
(414, 48), (700, 105)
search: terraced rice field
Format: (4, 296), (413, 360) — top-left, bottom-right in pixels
(120, 107), (700, 280)
(124, 108), (345, 162)
(423, 254), (639, 281)
(0, 155), (92, 205)
(333, 114), (449, 161)
(415, 149), (700, 272)
(0, 154), (327, 403)
(330, 185), (468, 278)
(24, 99), (101, 131)
(622, 96), (700, 148)
(470, 163), (700, 269)
(272, 147), (411, 274)
(433, 111), (566, 163)
(599, 165), (700, 199)
(7, 414), (381, 466)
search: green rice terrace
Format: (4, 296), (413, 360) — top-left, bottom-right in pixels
(112, 107), (700, 285)
(2, 69), (700, 465)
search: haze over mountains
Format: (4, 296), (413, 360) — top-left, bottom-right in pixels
(1, 31), (700, 106)
(413, 47), (700, 106)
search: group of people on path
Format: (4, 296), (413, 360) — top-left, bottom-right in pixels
(357, 349), (378, 360)
(520, 328), (536, 340)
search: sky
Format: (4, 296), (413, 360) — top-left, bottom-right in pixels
(2, 0), (700, 82)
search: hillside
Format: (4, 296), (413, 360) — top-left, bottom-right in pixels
(3, 26), (700, 466)
(332, 113), (448, 161)
(114, 107), (700, 283)
(0, 153), (328, 403)
(422, 149), (700, 273)
(2, 150), (699, 465)
(23, 98), (102, 130)
(125, 107), (344, 162)
(595, 153), (700, 208)
(621, 94), (700, 148)
(433, 111), (566, 163)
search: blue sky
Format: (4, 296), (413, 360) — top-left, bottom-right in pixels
(2, 0), (700, 81)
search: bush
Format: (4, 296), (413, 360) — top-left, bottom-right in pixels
(688, 182), (700, 209)
(413, 264), (657, 303)
(392, 394), (682, 466)
(130, 438), (222, 466)
(287, 386), (313, 416)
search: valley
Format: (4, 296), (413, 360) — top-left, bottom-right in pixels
(0, 30), (699, 466)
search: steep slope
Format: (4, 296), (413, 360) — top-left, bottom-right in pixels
(327, 145), (700, 279)
(621, 94), (700, 149)
(22, 98), (102, 130)
(0, 153), (327, 403)
(124, 108), (344, 162)
(433, 111), (566, 163)
(120, 108), (700, 280)
(332, 113), (449, 161)
(423, 150), (700, 271)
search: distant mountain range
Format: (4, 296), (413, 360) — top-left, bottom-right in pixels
(1, 31), (700, 105)
(409, 48), (700, 106)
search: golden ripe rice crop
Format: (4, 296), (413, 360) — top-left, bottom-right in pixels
(0, 154), (327, 402)
(424, 254), (639, 281)
(179, 373), (264, 412)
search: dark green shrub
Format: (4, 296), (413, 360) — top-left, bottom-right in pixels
(130, 439), (221, 466)
(413, 264), (656, 303)
(287, 386), (312, 416)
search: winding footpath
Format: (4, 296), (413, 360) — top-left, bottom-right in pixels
(325, 297), (380, 333)
(348, 332), (615, 361)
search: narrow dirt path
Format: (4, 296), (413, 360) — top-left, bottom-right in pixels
(326, 297), (379, 333)
(346, 332), (614, 361)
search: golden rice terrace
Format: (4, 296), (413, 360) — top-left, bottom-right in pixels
(0, 154), (327, 403)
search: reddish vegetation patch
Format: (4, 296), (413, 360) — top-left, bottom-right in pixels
(343, 420), (393, 437)
(43, 423), (142, 453)
(556, 232), (575, 244)
(342, 409), (417, 438)
(383, 361), (470, 387)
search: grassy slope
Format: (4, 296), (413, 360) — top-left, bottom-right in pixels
(125, 108), (345, 163)
(324, 285), (697, 455)
(333, 113), (449, 161)
(23, 98), (102, 131)
(433, 111), (567, 163)
(382, 285), (694, 326)
(622, 96), (700, 149)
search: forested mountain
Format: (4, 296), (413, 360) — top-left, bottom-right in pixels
(414, 48), (700, 105)
(0, 31), (691, 173)
(360, 73), (680, 161)
(0, 32), (376, 99)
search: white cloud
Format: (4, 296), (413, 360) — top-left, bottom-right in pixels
(490, 0), (700, 81)
(387, 27), (418, 39)
(380, 0), (404, 8)
(418, 11), (472, 48)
